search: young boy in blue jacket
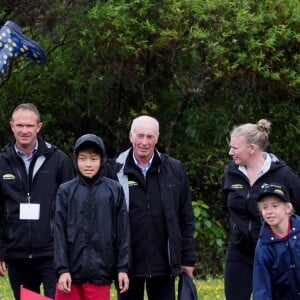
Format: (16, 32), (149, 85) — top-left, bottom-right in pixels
(253, 183), (300, 300)
(54, 134), (130, 300)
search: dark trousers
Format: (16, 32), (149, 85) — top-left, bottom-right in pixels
(117, 276), (175, 300)
(224, 246), (254, 300)
(7, 257), (56, 300)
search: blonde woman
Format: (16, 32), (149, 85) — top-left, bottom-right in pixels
(221, 119), (300, 300)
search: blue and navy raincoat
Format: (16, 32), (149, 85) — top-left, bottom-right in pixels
(253, 214), (300, 300)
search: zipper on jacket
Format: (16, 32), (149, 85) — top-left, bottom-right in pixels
(245, 190), (252, 234)
(245, 188), (254, 242)
(27, 192), (33, 259)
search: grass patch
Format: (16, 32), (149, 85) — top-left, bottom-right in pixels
(0, 275), (225, 299)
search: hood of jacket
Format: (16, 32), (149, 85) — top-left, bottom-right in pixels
(73, 134), (107, 180)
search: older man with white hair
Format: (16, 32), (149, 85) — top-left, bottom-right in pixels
(108, 115), (196, 300)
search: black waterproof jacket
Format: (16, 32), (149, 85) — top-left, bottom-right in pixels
(54, 134), (130, 284)
(106, 147), (196, 277)
(222, 154), (300, 257)
(0, 137), (74, 260)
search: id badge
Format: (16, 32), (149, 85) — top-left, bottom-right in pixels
(19, 203), (40, 220)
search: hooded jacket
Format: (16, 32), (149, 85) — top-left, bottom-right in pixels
(106, 147), (195, 277)
(253, 214), (300, 300)
(54, 134), (130, 284)
(0, 137), (74, 260)
(222, 154), (300, 257)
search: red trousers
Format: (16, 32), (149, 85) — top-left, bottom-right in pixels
(55, 283), (110, 300)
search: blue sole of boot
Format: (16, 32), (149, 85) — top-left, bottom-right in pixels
(3, 20), (46, 64)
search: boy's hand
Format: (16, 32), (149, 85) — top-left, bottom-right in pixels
(58, 272), (72, 294)
(118, 272), (129, 293)
(0, 261), (6, 276)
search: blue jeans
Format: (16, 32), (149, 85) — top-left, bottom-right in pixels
(7, 257), (56, 300)
(118, 276), (175, 300)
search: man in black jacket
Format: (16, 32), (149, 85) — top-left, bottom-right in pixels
(0, 103), (74, 300)
(108, 115), (196, 300)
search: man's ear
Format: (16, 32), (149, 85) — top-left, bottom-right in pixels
(37, 122), (43, 133)
(129, 131), (134, 143)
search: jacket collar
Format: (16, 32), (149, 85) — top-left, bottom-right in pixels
(259, 214), (300, 244)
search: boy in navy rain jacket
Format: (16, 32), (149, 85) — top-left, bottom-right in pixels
(54, 134), (130, 300)
(253, 183), (300, 300)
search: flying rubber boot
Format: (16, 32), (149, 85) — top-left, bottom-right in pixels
(0, 20), (46, 78)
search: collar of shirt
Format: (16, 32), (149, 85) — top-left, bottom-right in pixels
(15, 140), (38, 158)
(238, 152), (271, 179)
(15, 141), (38, 173)
(132, 151), (154, 177)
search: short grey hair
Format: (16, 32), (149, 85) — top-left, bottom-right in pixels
(11, 103), (41, 123)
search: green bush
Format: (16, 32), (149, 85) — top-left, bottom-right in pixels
(192, 199), (227, 279)
(0, 0), (300, 278)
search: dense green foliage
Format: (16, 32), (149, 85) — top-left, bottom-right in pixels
(193, 200), (226, 277)
(0, 0), (300, 278)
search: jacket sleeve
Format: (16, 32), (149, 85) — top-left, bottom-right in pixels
(221, 172), (228, 212)
(0, 200), (5, 261)
(285, 167), (300, 216)
(54, 185), (70, 277)
(178, 164), (196, 266)
(0, 158), (6, 261)
(116, 185), (131, 273)
(252, 242), (272, 300)
(56, 150), (75, 185)
(221, 163), (233, 215)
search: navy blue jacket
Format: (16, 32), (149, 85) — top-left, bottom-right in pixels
(222, 154), (300, 256)
(0, 137), (74, 259)
(253, 214), (300, 300)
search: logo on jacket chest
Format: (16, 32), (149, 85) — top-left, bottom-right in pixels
(2, 173), (15, 180)
(231, 183), (243, 189)
(128, 180), (138, 187)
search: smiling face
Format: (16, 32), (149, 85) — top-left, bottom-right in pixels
(10, 108), (42, 154)
(77, 149), (101, 178)
(129, 116), (159, 166)
(259, 196), (291, 227)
